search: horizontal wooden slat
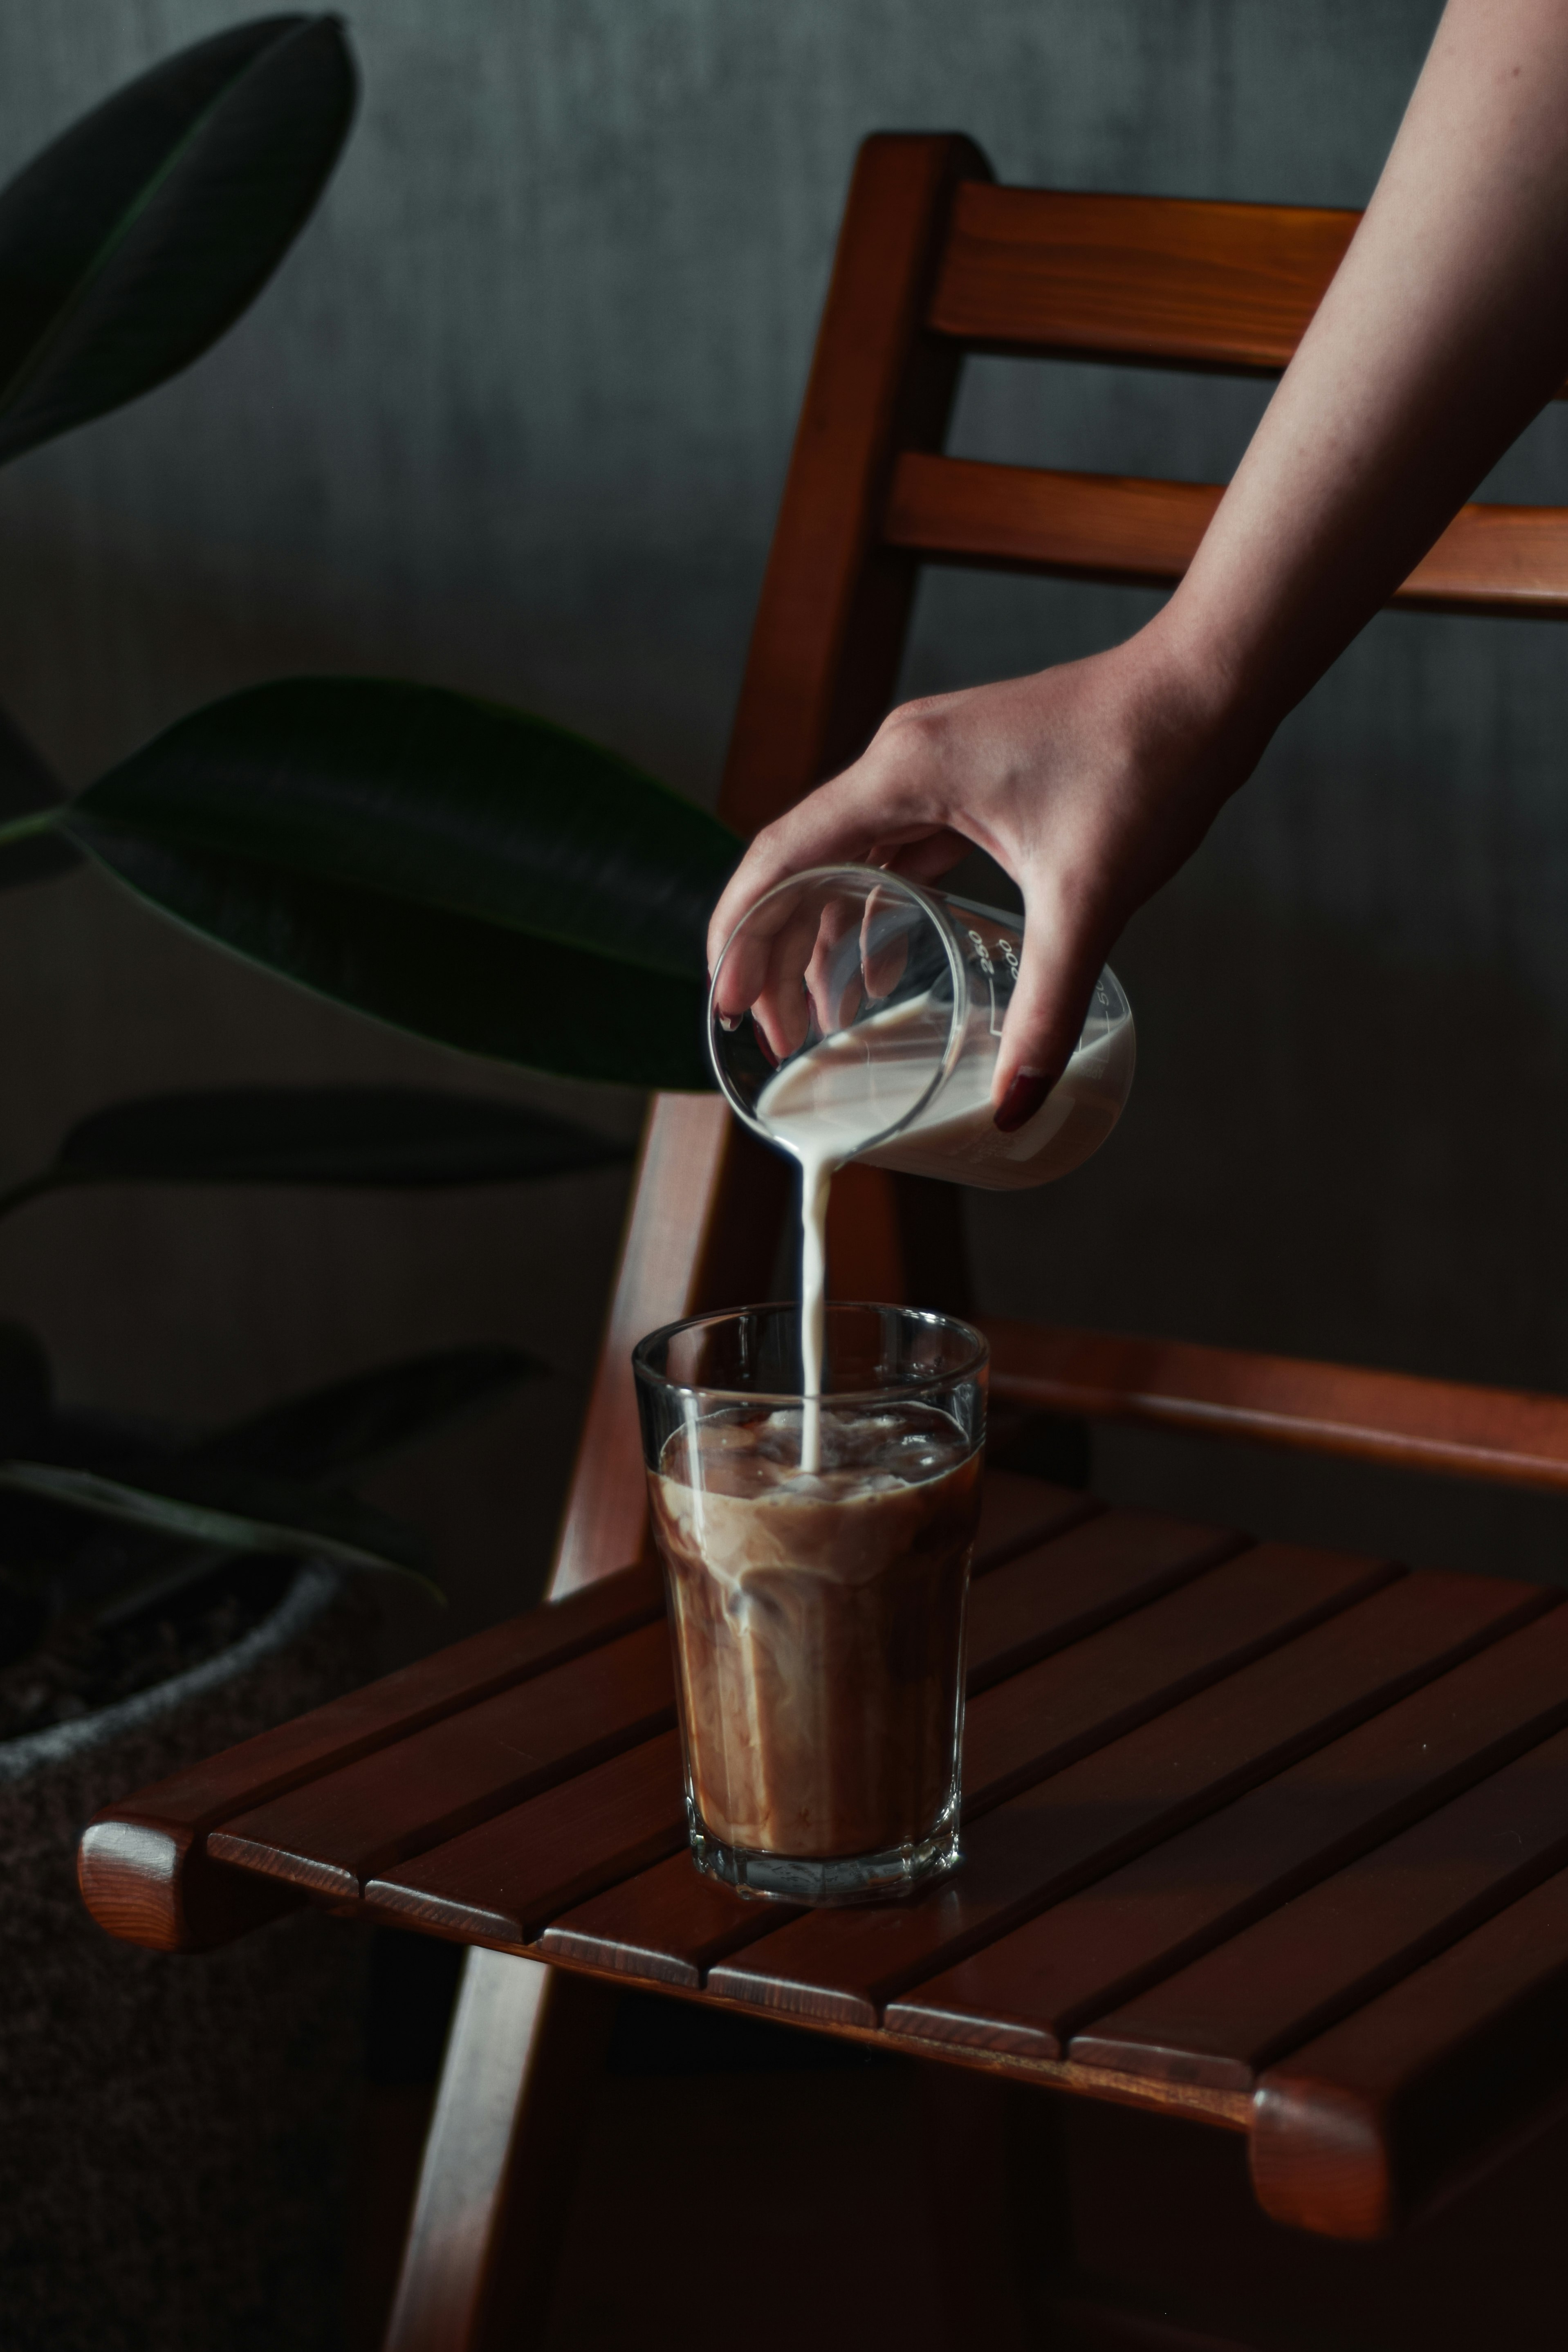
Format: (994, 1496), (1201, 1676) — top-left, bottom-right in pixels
(971, 1467), (1096, 1569)
(364, 1729), (691, 1944)
(888, 1593), (1561, 2060)
(1251, 1865), (1568, 2238)
(886, 454), (1218, 584)
(928, 184), (1568, 402)
(75, 1556), (663, 1951)
(927, 185), (1358, 372)
(885, 454), (1568, 616)
(539, 1850), (778, 1990)
(980, 1318), (1568, 1493)
(209, 1621), (676, 1899)
(967, 1508), (1237, 1693)
(706, 1545), (1397, 2026)
(962, 1539), (1364, 1819)
(1400, 502), (1568, 614)
(1076, 1722), (1568, 2091)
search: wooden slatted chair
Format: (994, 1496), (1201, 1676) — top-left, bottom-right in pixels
(79, 137), (1568, 2350)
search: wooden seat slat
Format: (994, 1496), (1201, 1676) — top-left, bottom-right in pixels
(970, 1468), (1096, 1569)
(208, 1621), (677, 1898)
(539, 1849), (786, 1990)
(74, 1556), (664, 1951)
(886, 1590), (1562, 2059)
(1252, 1864), (1568, 2237)
(704, 1547), (1399, 2026)
(1075, 1720), (1568, 2092)
(365, 1729), (690, 1945)
(960, 1540), (1380, 1820)
(967, 1508), (1239, 1692)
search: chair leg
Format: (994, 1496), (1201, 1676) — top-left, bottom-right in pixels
(381, 1948), (617, 2352)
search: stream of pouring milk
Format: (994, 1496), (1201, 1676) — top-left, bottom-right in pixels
(757, 990), (1131, 1471)
(756, 996), (948, 1471)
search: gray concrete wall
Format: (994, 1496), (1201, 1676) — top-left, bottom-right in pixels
(5, 0), (1565, 1623)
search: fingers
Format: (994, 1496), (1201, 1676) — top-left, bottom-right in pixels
(991, 874), (1109, 1131)
(751, 898), (824, 1061)
(705, 699), (973, 979)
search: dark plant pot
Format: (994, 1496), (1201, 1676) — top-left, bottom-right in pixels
(0, 1565), (378, 2352)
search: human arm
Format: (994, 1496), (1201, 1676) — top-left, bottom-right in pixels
(707, 0), (1568, 1129)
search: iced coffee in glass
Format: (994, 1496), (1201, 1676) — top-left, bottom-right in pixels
(633, 1303), (987, 1903)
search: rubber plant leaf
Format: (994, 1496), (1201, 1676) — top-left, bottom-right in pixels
(53, 677), (740, 1088)
(0, 15), (356, 466)
(0, 1085), (631, 1218)
(10, 1345), (539, 1625)
(0, 1458), (441, 1598)
(189, 1342), (545, 1482)
(0, 704), (80, 890)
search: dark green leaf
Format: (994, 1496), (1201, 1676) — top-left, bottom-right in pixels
(0, 1324), (51, 1457)
(0, 1458), (440, 1598)
(0, 16), (355, 466)
(66, 677), (738, 1087)
(191, 1342), (544, 1482)
(0, 1085), (631, 1217)
(0, 704), (80, 888)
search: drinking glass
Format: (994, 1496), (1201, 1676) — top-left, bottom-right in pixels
(708, 864), (1135, 1190)
(633, 1301), (988, 1903)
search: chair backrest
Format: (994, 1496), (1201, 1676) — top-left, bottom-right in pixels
(548, 133), (1568, 1594)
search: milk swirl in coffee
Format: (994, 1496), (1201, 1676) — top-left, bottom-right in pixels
(651, 1402), (980, 1859)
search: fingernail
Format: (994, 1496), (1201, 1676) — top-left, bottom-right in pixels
(718, 1013), (742, 1032)
(994, 1068), (1054, 1134)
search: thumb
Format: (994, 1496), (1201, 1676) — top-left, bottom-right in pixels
(991, 889), (1106, 1134)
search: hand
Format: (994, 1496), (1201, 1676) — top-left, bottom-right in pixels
(707, 617), (1247, 1128)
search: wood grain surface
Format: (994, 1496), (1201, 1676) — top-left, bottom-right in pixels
(1251, 1863), (1568, 2238)
(363, 1729), (689, 1945)
(209, 1621), (676, 1898)
(927, 184), (1358, 371)
(1077, 1720), (1568, 2092)
(980, 1318), (1568, 1491)
(884, 453), (1568, 617)
(75, 1556), (664, 1951)
(965, 1507), (1227, 1689)
(890, 1583), (1558, 2058)
(968, 1469), (1097, 1571)
(538, 1849), (787, 1990)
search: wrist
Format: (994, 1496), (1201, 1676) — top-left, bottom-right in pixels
(1120, 597), (1281, 805)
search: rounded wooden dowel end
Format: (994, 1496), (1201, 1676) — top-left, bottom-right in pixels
(1250, 2075), (1393, 2240)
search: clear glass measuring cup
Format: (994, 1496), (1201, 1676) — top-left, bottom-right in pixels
(708, 864), (1135, 1191)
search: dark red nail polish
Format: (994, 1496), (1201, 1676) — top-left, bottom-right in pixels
(994, 1069), (1054, 1134)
